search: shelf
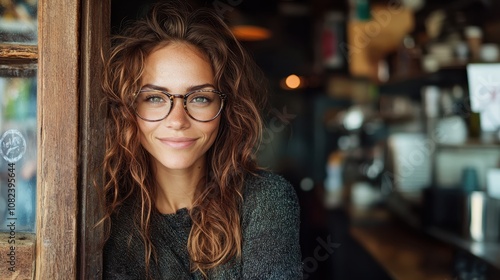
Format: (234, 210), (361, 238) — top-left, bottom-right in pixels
(378, 65), (468, 98)
(436, 138), (500, 149)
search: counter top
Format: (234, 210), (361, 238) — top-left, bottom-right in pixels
(426, 226), (500, 270)
(350, 221), (454, 280)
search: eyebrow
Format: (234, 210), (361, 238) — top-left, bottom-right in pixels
(142, 83), (216, 92)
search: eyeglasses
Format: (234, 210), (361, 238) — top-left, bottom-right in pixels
(133, 88), (226, 122)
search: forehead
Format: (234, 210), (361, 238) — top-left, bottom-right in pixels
(141, 42), (214, 90)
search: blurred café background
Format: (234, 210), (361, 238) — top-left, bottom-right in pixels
(112, 0), (500, 279)
(1, 0), (500, 279)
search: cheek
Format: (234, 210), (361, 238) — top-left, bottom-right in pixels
(199, 121), (221, 147)
(137, 119), (154, 135)
(207, 120), (221, 139)
(136, 120), (157, 146)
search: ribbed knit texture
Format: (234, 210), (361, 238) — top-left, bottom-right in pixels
(103, 171), (302, 279)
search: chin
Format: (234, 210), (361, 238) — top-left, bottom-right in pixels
(157, 157), (200, 171)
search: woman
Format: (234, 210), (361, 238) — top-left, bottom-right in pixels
(101, 2), (302, 279)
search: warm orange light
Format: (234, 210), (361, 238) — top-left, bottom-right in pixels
(285, 74), (301, 89)
(231, 25), (271, 41)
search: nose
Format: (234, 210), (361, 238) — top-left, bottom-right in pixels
(163, 96), (190, 130)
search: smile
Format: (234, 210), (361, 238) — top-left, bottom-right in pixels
(158, 137), (197, 149)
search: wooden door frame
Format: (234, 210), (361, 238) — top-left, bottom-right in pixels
(79, 0), (110, 279)
(36, 0), (109, 279)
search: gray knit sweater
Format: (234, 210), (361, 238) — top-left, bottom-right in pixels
(103, 171), (302, 279)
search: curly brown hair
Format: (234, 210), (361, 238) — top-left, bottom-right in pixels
(100, 1), (267, 277)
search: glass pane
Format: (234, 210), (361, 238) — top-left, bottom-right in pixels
(0, 0), (38, 44)
(0, 74), (37, 233)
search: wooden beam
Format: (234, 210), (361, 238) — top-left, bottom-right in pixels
(36, 0), (80, 279)
(78, 0), (110, 279)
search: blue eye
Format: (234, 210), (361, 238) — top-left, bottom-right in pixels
(191, 96), (211, 103)
(136, 90), (169, 109)
(146, 95), (165, 103)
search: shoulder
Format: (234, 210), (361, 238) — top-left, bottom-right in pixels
(243, 170), (297, 199)
(242, 170), (299, 217)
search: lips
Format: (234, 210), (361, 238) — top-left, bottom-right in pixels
(158, 137), (197, 149)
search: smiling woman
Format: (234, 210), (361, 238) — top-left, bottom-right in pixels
(135, 43), (222, 179)
(100, 1), (302, 279)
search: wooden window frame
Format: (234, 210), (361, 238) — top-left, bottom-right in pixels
(36, 0), (109, 279)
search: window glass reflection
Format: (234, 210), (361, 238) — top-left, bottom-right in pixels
(0, 0), (37, 44)
(0, 76), (36, 233)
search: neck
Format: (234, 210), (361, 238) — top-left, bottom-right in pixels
(153, 159), (206, 214)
